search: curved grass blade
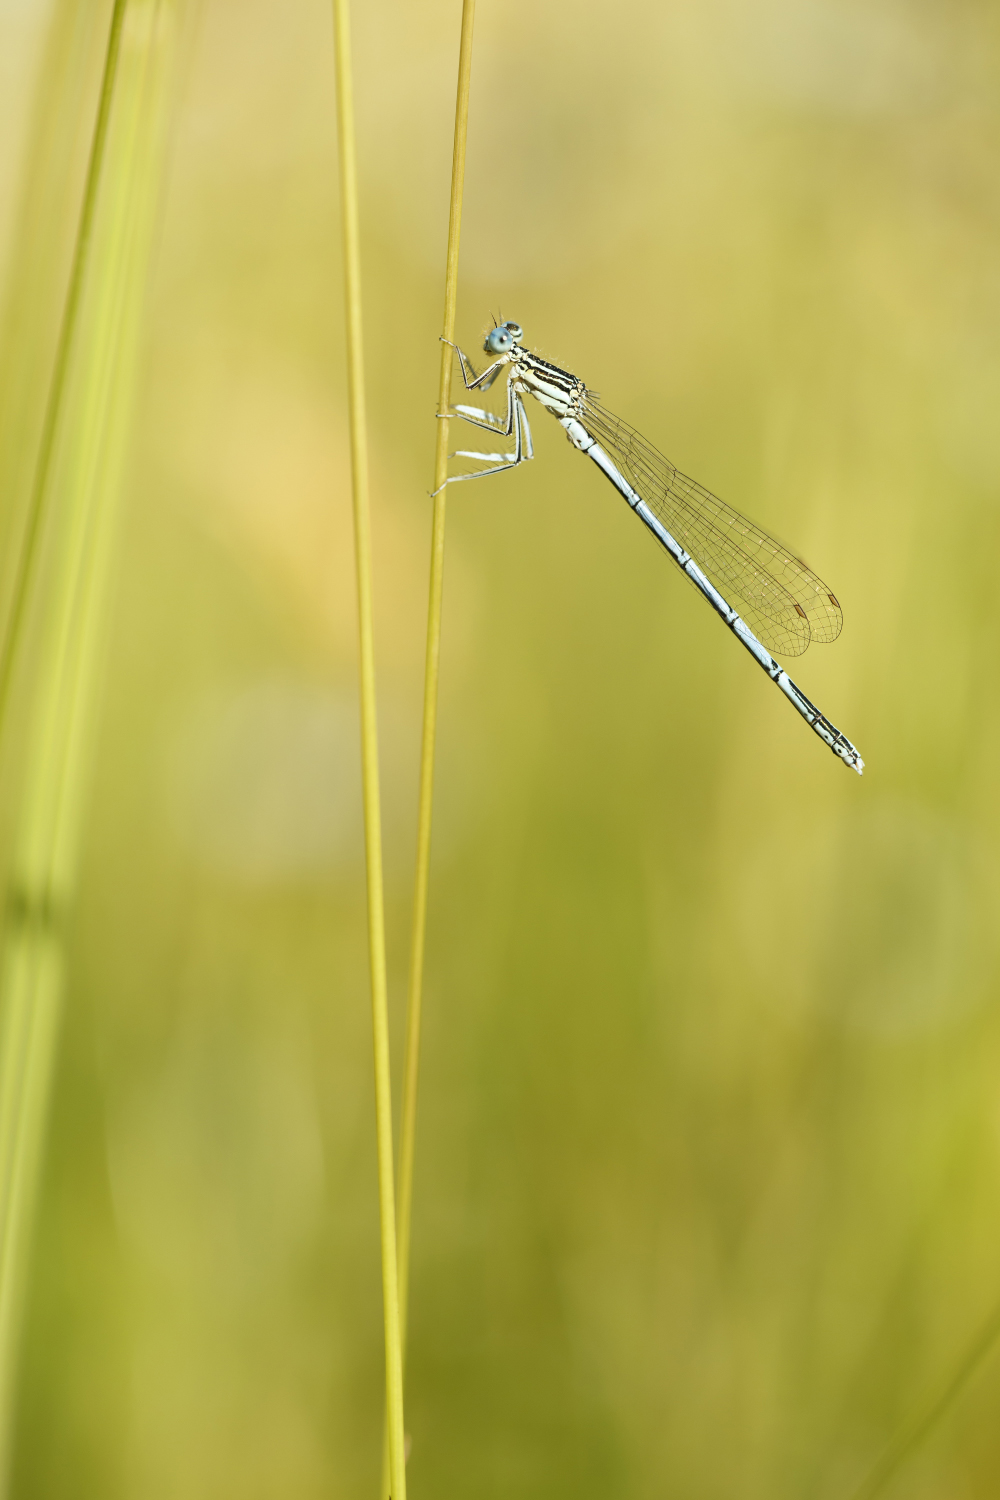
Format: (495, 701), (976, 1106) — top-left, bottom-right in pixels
(0, 3), (186, 1487)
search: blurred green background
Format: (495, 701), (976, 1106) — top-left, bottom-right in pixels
(3, 0), (1000, 1496)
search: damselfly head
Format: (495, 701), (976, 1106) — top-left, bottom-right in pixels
(484, 320), (523, 355)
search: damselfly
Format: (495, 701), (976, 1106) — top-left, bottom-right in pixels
(439, 320), (863, 775)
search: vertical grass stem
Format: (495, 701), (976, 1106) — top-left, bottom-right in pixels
(379, 10), (476, 1495)
(329, 6), (406, 1499)
(399, 0), (476, 1360)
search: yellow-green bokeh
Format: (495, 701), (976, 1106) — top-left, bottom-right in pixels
(3, 0), (1000, 1497)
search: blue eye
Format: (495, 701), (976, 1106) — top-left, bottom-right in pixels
(485, 328), (512, 354)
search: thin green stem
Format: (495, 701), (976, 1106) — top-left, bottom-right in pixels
(399, 0), (477, 1363)
(329, 5), (406, 1500)
(380, 10), (476, 1496)
(0, 0), (128, 743)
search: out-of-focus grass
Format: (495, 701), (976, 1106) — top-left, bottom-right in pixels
(3, 1), (1000, 1498)
(0, 0), (190, 1494)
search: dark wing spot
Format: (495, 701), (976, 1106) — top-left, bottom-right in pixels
(794, 602), (807, 619)
(828, 593), (840, 607)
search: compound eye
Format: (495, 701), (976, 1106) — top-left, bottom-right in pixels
(484, 327), (512, 354)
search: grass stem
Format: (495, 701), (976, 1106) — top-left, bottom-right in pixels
(380, 9), (476, 1495)
(329, 5), (407, 1499)
(0, 0), (128, 744)
(399, 0), (477, 1368)
(0, 3), (182, 1489)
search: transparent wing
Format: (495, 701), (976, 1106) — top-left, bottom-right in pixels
(582, 396), (843, 658)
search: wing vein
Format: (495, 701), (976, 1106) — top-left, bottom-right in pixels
(582, 396), (843, 658)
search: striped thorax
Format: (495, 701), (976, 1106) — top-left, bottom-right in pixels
(485, 321), (586, 421)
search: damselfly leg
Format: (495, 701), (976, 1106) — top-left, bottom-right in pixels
(433, 340), (535, 492)
(443, 337), (506, 394)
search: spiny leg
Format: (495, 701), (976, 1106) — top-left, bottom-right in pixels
(454, 391), (532, 461)
(450, 366), (519, 438)
(517, 397), (534, 459)
(441, 338), (508, 394)
(433, 394), (534, 493)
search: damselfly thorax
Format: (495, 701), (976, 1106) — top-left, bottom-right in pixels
(509, 350), (586, 420)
